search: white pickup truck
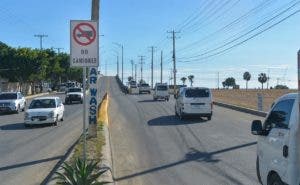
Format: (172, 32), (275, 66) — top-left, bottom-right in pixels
(251, 93), (299, 185)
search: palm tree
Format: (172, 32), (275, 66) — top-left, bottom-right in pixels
(180, 77), (187, 85)
(243, 72), (251, 90)
(258, 73), (267, 89)
(188, 75), (194, 87)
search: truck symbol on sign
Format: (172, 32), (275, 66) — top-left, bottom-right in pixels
(77, 31), (93, 38)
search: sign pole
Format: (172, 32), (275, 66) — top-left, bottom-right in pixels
(83, 67), (87, 161)
(298, 50), (300, 126)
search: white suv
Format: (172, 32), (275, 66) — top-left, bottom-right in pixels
(251, 93), (299, 185)
(0, 92), (26, 113)
(175, 87), (212, 120)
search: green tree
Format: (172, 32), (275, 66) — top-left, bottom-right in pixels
(180, 77), (187, 85)
(258, 73), (267, 89)
(243, 71), (251, 90)
(223, 77), (236, 88)
(188, 75), (194, 87)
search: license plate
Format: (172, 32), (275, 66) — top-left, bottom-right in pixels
(192, 105), (201, 108)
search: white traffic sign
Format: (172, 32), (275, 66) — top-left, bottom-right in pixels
(70, 20), (99, 67)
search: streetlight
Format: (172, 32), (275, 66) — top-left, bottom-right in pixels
(110, 50), (119, 76)
(112, 42), (124, 83)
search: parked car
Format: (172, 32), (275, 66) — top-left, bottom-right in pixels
(0, 92), (26, 113)
(251, 93), (299, 185)
(139, 83), (151, 94)
(153, 83), (169, 101)
(175, 87), (212, 120)
(65, 87), (83, 104)
(24, 97), (64, 127)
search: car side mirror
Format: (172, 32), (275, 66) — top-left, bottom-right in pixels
(251, 120), (265, 135)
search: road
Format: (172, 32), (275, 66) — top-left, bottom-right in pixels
(0, 78), (107, 185)
(105, 76), (261, 185)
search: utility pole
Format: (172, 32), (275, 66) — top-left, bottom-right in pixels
(217, 72), (220, 89)
(117, 55), (119, 76)
(130, 60), (134, 78)
(113, 42), (124, 83)
(121, 45), (124, 83)
(135, 63), (137, 81)
(267, 68), (270, 89)
(149, 46), (156, 88)
(168, 30), (180, 94)
(34, 34), (48, 50)
(138, 56), (145, 83)
(53, 47), (63, 53)
(160, 50), (163, 83)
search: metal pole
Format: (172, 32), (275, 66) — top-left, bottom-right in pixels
(173, 30), (177, 94)
(117, 55), (119, 76)
(135, 64), (137, 81)
(122, 45), (124, 83)
(82, 68), (87, 161)
(298, 50), (300, 122)
(161, 50), (163, 83)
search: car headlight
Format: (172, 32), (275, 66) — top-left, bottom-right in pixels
(48, 111), (54, 118)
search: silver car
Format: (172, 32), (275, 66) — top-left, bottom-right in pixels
(0, 92), (26, 113)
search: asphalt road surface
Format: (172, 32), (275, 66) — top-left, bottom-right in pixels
(0, 78), (107, 185)
(105, 76), (262, 185)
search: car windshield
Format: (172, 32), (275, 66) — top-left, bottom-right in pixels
(157, 86), (167, 91)
(0, 93), (17, 100)
(68, 88), (82, 92)
(29, 99), (56, 109)
(141, 84), (149, 87)
(185, 89), (210, 98)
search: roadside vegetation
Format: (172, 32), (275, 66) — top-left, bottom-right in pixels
(0, 42), (82, 94)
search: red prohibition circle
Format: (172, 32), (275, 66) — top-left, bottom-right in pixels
(73, 22), (96, 46)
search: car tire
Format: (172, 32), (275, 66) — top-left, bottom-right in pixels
(256, 156), (262, 184)
(60, 114), (64, 121)
(53, 115), (58, 126)
(179, 109), (184, 120)
(22, 103), (26, 112)
(24, 123), (31, 128)
(80, 99), (83, 104)
(268, 173), (284, 185)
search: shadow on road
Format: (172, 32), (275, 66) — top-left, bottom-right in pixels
(0, 155), (63, 171)
(138, 99), (160, 103)
(0, 123), (52, 130)
(114, 141), (257, 182)
(148, 115), (207, 126)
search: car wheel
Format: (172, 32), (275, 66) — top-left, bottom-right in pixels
(24, 123), (31, 128)
(22, 103), (26, 112)
(53, 115), (58, 126)
(179, 109), (184, 120)
(256, 156), (262, 184)
(80, 99), (83, 104)
(60, 114), (64, 121)
(268, 173), (284, 185)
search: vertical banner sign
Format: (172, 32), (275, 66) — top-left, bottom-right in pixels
(70, 20), (99, 137)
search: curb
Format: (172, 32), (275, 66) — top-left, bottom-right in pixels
(213, 101), (267, 117)
(98, 93), (114, 184)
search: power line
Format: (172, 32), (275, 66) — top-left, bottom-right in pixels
(179, 1), (300, 60)
(178, 9), (300, 63)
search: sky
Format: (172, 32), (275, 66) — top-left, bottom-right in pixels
(0, 0), (300, 89)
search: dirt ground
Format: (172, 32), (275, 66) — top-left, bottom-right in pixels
(212, 89), (297, 112)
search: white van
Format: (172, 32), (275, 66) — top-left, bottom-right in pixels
(175, 87), (212, 120)
(153, 83), (170, 101)
(251, 93), (300, 185)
